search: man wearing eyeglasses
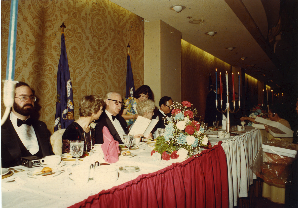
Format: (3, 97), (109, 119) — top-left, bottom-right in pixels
(152, 96), (173, 130)
(1, 82), (53, 168)
(95, 92), (128, 144)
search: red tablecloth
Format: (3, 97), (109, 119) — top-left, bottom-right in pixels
(70, 143), (228, 208)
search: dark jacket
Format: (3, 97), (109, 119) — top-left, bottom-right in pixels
(95, 111), (128, 144)
(1, 117), (53, 168)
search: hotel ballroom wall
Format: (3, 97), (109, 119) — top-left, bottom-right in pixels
(1, 0), (144, 132)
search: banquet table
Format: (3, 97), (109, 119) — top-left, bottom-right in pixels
(206, 126), (262, 208)
(2, 141), (229, 208)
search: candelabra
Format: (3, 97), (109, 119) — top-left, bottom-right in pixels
(216, 98), (240, 133)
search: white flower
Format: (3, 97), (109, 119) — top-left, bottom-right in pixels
(202, 135), (208, 145)
(89, 122), (97, 129)
(176, 121), (186, 130)
(184, 117), (189, 123)
(186, 135), (196, 145)
(177, 148), (188, 160)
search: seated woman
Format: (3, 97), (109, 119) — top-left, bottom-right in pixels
(130, 99), (155, 140)
(62, 95), (105, 153)
(136, 99), (155, 120)
(122, 85), (154, 128)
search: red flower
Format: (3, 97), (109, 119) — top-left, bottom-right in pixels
(162, 151), (171, 160)
(151, 150), (157, 156)
(182, 101), (191, 107)
(184, 110), (193, 118)
(192, 121), (200, 130)
(171, 151), (179, 159)
(171, 109), (181, 116)
(185, 125), (195, 135)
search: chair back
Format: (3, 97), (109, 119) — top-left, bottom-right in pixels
(50, 129), (66, 155)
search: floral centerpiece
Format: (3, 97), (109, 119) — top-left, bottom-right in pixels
(152, 101), (208, 160)
(247, 104), (267, 126)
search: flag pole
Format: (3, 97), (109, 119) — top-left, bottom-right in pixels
(60, 22), (66, 33)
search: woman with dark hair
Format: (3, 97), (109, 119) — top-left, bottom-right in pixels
(122, 85), (154, 128)
(62, 95), (105, 153)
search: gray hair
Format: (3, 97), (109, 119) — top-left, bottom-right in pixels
(136, 100), (155, 116)
(105, 92), (121, 100)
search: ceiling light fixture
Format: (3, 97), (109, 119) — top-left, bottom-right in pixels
(227, 47), (235, 51)
(241, 57), (247, 61)
(189, 19), (204, 24)
(205, 31), (217, 36)
(171, 5), (185, 13)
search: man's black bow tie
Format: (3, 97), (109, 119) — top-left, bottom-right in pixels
(17, 118), (32, 127)
(112, 115), (118, 121)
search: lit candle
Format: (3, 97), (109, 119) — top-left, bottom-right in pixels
(272, 90), (273, 103)
(215, 68), (217, 101)
(232, 72), (235, 100)
(220, 72), (222, 101)
(238, 72), (240, 100)
(226, 71), (229, 101)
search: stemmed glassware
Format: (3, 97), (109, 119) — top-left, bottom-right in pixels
(241, 121), (245, 131)
(123, 135), (133, 151)
(70, 140), (84, 165)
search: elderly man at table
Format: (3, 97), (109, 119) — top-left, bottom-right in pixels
(152, 96), (173, 130)
(95, 92), (128, 144)
(1, 81), (53, 168)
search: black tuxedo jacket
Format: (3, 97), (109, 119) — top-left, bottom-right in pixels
(95, 111), (128, 144)
(152, 110), (169, 131)
(1, 117), (53, 168)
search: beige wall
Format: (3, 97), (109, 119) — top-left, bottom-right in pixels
(181, 40), (231, 119)
(1, 0), (144, 132)
(144, 20), (181, 105)
(144, 21), (161, 104)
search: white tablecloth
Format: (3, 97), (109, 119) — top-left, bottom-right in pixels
(208, 127), (262, 208)
(2, 143), (185, 208)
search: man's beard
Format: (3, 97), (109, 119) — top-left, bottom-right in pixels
(13, 102), (34, 116)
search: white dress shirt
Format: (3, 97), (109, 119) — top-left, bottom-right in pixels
(105, 110), (125, 142)
(10, 112), (39, 155)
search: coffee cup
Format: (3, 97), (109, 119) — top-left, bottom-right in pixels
(41, 155), (61, 167)
(218, 131), (225, 139)
(237, 125), (242, 131)
(134, 137), (141, 147)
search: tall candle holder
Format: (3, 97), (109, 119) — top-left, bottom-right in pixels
(216, 99), (240, 133)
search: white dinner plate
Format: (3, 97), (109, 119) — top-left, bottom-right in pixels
(2, 168), (9, 175)
(208, 135), (218, 138)
(119, 166), (140, 173)
(27, 169), (64, 178)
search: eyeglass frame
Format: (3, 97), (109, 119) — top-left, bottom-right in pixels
(15, 95), (37, 102)
(107, 99), (123, 105)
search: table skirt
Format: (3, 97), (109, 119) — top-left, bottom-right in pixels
(70, 144), (229, 208)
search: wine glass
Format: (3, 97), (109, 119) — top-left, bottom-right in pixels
(123, 135), (133, 150)
(70, 140), (84, 165)
(241, 121), (245, 131)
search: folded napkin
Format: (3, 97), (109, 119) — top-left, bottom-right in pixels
(101, 126), (120, 163)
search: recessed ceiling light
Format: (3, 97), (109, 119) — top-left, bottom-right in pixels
(205, 31), (217, 36)
(241, 57), (247, 60)
(226, 47), (235, 51)
(170, 5), (186, 13)
(189, 19), (204, 24)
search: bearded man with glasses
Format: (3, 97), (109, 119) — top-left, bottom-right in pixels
(1, 82), (53, 168)
(95, 92), (128, 144)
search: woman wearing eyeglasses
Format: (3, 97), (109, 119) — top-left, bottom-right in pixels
(62, 95), (105, 154)
(122, 85), (154, 128)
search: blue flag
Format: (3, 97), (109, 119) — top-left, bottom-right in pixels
(54, 33), (74, 131)
(126, 54), (135, 98)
